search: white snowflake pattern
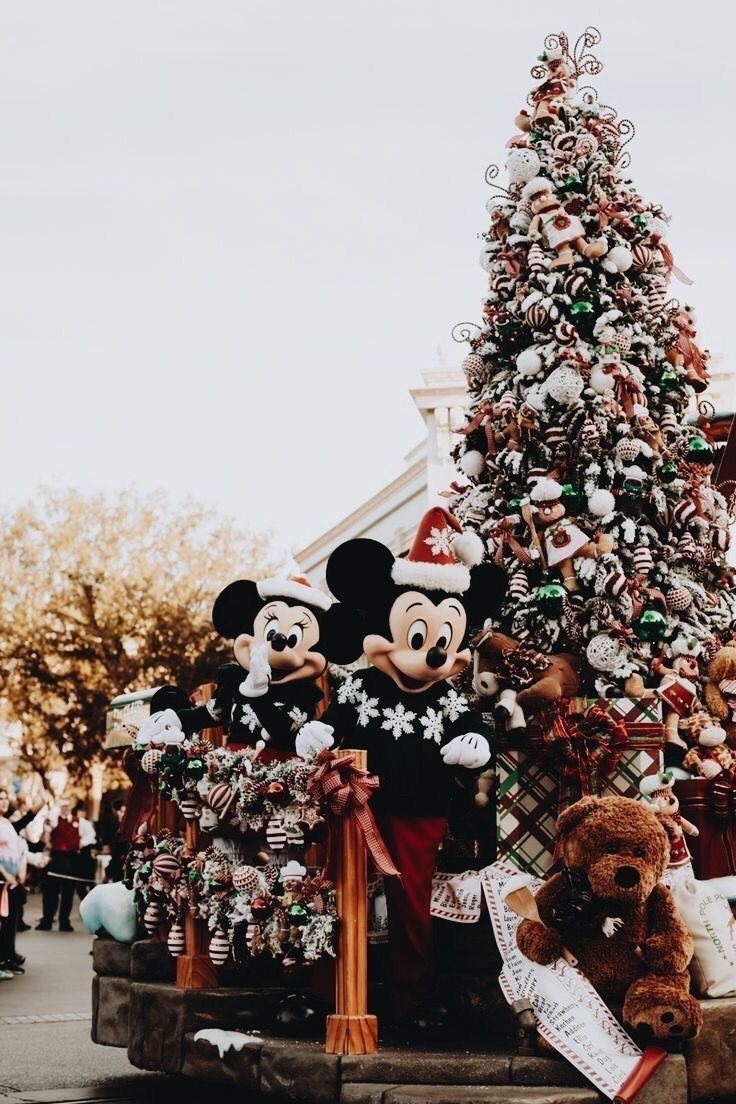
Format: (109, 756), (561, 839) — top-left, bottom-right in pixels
(241, 704), (260, 732)
(423, 526), (453, 558)
(288, 706), (308, 732)
(357, 692), (380, 727)
(337, 674), (363, 705)
(381, 703), (417, 740)
(419, 707), (445, 744)
(439, 690), (469, 723)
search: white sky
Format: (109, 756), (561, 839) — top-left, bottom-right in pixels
(0, 1), (733, 554)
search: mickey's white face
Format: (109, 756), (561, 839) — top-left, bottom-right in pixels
(233, 601), (325, 685)
(364, 591), (470, 694)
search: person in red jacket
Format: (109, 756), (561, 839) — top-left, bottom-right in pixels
(37, 800), (81, 932)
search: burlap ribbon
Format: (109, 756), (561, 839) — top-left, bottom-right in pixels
(308, 750), (401, 879)
(541, 700), (628, 814)
(458, 401), (496, 455)
(627, 574), (667, 621)
(490, 516), (536, 568)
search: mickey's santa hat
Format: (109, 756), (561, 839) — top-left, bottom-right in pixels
(391, 506), (485, 594)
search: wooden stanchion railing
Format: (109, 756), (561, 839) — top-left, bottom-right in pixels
(176, 682), (224, 989)
(325, 748), (378, 1055)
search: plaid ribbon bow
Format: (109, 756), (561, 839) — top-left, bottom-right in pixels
(541, 700), (628, 814)
(308, 750), (401, 879)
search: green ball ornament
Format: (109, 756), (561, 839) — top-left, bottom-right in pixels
(634, 608), (668, 642)
(563, 173), (584, 193)
(659, 368), (680, 391)
(571, 300), (594, 316)
(659, 462), (678, 484)
(632, 214), (647, 230)
(287, 904), (309, 927)
(508, 497), (523, 509)
(535, 583), (567, 615)
(561, 483), (581, 512)
(686, 436), (714, 465)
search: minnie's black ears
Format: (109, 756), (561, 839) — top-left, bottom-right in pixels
(318, 603), (366, 664)
(212, 579), (263, 639)
(149, 685), (191, 715)
(326, 538), (396, 609)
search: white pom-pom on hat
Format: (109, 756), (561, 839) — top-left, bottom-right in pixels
(460, 450), (486, 479)
(522, 176), (555, 201)
(588, 489), (616, 516)
(452, 530), (485, 567)
(530, 477), (563, 503)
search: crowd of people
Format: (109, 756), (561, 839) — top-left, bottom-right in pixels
(0, 787), (123, 982)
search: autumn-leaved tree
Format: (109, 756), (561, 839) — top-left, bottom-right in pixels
(0, 489), (280, 785)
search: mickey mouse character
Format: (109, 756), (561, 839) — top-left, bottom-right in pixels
(296, 507), (503, 1023)
(153, 574), (363, 757)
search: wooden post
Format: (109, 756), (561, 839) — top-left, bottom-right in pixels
(176, 681), (221, 989)
(325, 748), (378, 1055)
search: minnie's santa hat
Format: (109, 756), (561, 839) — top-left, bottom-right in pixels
(391, 506), (485, 595)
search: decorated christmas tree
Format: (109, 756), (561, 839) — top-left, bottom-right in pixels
(451, 28), (736, 738)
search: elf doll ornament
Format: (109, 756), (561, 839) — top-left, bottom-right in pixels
(296, 507), (503, 1028)
(524, 177), (607, 269)
(525, 478), (614, 592)
(156, 574), (363, 757)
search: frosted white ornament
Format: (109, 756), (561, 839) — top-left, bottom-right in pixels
(461, 450), (486, 479)
(506, 147), (541, 185)
(586, 634), (623, 672)
(516, 347), (543, 377)
(602, 246), (633, 274)
(590, 363), (616, 394)
(524, 385), (546, 412)
(588, 489), (616, 517)
(545, 366), (584, 406)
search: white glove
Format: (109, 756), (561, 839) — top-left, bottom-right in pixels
(440, 732), (490, 769)
(137, 709), (185, 746)
(295, 721), (334, 760)
(241, 643), (271, 698)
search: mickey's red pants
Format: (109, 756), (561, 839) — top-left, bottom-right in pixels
(377, 814), (447, 1020)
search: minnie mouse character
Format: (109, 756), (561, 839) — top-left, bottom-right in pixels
(153, 574), (363, 756)
(296, 507), (503, 1023)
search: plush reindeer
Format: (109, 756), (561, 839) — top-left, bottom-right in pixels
(472, 627), (581, 731)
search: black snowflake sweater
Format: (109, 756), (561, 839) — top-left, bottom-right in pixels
(320, 667), (491, 817)
(177, 662), (324, 752)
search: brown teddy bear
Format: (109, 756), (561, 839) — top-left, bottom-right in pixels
(703, 641), (736, 746)
(516, 795), (702, 1041)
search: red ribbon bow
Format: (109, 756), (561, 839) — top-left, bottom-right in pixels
(458, 401), (497, 455)
(541, 701), (628, 814)
(490, 516), (535, 568)
(308, 750), (401, 879)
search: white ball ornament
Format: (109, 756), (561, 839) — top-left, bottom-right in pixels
(588, 488), (616, 517)
(516, 347), (543, 377)
(586, 634), (623, 673)
(603, 245), (633, 274)
(506, 147), (541, 185)
(545, 366), (584, 406)
(460, 450), (486, 479)
(524, 385), (546, 412)
(590, 363), (616, 394)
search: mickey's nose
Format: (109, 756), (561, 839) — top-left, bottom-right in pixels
(426, 646), (447, 670)
(614, 866), (640, 889)
(270, 633), (288, 653)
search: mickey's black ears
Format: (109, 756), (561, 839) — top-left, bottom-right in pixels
(212, 579), (263, 639)
(326, 538), (396, 609)
(464, 562), (507, 630)
(318, 604), (366, 664)
(149, 685), (191, 715)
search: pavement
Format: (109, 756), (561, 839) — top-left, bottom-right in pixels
(0, 892), (164, 1100)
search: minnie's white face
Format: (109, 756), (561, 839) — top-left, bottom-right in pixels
(233, 601), (325, 685)
(364, 591), (470, 694)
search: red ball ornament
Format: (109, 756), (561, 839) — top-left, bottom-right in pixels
(554, 321), (577, 346)
(526, 302), (549, 329)
(632, 243), (653, 270)
(265, 780), (290, 805)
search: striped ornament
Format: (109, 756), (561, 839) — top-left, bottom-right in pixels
(151, 853), (181, 882)
(266, 817), (287, 851)
(563, 272), (588, 298)
(632, 243), (653, 270)
(525, 301), (549, 329)
(527, 243), (548, 272)
(660, 407), (678, 435)
(208, 929), (230, 967)
(495, 390), (516, 416)
(603, 569), (627, 598)
(508, 570), (530, 600)
(207, 783), (235, 819)
(285, 823), (305, 849)
(167, 922), (185, 958)
(554, 321), (577, 346)
(143, 901), (164, 936)
(633, 546), (654, 575)
(179, 797), (199, 821)
(245, 923), (259, 952)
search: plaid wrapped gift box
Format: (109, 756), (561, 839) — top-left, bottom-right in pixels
(496, 695), (665, 878)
